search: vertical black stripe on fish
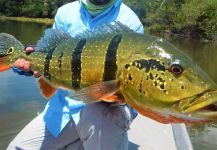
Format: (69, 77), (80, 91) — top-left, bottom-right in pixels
(71, 38), (87, 89)
(103, 34), (122, 81)
(58, 51), (64, 75)
(44, 48), (56, 80)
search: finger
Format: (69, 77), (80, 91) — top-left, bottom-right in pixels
(14, 60), (21, 67)
(19, 61), (25, 68)
(33, 71), (41, 78)
(25, 47), (34, 54)
(14, 60), (24, 68)
(23, 61), (30, 71)
(14, 58), (22, 64)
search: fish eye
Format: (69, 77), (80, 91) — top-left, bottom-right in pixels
(7, 47), (14, 54)
(169, 64), (184, 75)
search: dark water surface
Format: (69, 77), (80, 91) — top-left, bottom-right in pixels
(0, 20), (217, 149)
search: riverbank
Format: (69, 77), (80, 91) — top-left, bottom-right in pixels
(0, 16), (53, 25)
(152, 30), (215, 43)
(0, 16), (216, 43)
(125, 0), (217, 42)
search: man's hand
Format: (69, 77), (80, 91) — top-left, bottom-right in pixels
(13, 46), (41, 78)
(25, 46), (35, 55)
(14, 59), (30, 72)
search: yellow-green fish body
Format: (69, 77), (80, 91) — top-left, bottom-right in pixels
(28, 33), (153, 90)
(1, 24), (217, 123)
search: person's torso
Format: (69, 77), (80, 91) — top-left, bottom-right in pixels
(54, 1), (143, 37)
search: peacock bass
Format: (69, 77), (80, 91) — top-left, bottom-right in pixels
(1, 23), (217, 124)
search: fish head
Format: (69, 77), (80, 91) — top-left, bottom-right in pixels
(120, 37), (217, 123)
(0, 33), (24, 72)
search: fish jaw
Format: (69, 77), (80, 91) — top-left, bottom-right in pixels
(176, 90), (217, 121)
(120, 81), (217, 123)
(126, 99), (211, 124)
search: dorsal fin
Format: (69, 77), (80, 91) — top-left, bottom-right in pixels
(36, 29), (71, 52)
(36, 22), (133, 52)
(75, 21), (133, 39)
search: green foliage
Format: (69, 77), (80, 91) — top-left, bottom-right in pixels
(21, 1), (43, 17)
(124, 0), (217, 40)
(123, 0), (147, 20)
(175, 0), (217, 40)
(0, 0), (74, 18)
(0, 0), (24, 16)
(0, 0), (216, 40)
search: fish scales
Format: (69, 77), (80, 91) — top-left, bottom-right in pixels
(27, 33), (151, 90)
(71, 38), (87, 89)
(2, 26), (217, 124)
(80, 36), (108, 87)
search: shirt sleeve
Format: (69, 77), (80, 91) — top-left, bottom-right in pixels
(53, 11), (61, 29)
(135, 24), (144, 34)
(53, 9), (63, 30)
(118, 4), (144, 35)
(129, 12), (144, 34)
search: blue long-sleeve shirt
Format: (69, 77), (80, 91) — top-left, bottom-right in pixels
(43, 0), (144, 137)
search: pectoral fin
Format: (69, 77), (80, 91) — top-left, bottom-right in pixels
(38, 77), (57, 99)
(67, 80), (121, 103)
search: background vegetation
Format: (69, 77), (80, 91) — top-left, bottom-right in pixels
(0, 0), (71, 18)
(125, 0), (217, 41)
(0, 0), (216, 40)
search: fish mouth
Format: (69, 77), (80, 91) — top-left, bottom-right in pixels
(177, 90), (217, 120)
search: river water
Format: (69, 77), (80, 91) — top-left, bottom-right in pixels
(0, 20), (217, 149)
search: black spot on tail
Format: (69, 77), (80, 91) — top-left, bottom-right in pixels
(103, 34), (122, 81)
(71, 38), (86, 89)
